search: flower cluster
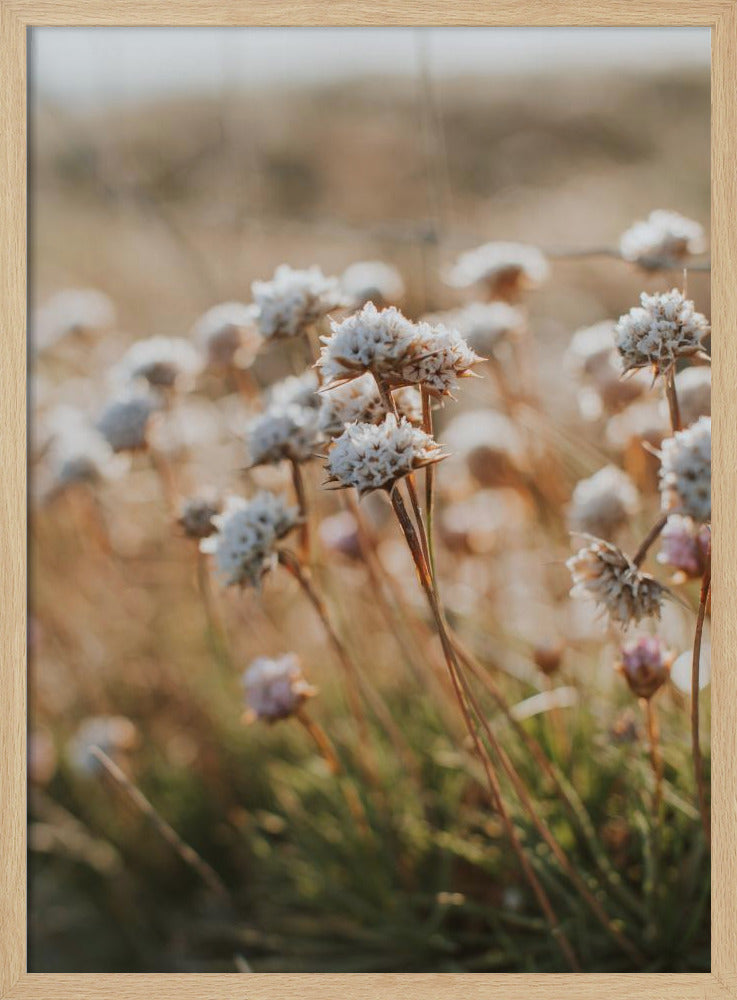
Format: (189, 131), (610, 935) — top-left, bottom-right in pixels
(48, 426), (126, 490)
(446, 241), (549, 300)
(243, 653), (316, 723)
(659, 416), (711, 522)
(252, 265), (344, 339)
(567, 537), (666, 626)
(619, 210), (706, 269)
(201, 492), (300, 587)
(325, 414), (443, 497)
(614, 290), (709, 376)
(318, 374), (421, 438)
(568, 465), (640, 538)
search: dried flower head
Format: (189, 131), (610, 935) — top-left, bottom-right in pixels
(115, 336), (203, 391)
(34, 288), (115, 351)
(252, 265), (344, 339)
(658, 514), (710, 579)
(619, 210), (706, 270)
(568, 465), (640, 538)
(341, 260), (405, 307)
(451, 301), (525, 356)
(447, 242), (549, 301)
(659, 416), (711, 522)
(200, 492), (299, 588)
(96, 391), (160, 453)
(614, 290), (709, 377)
(567, 537), (667, 626)
(318, 374), (421, 437)
(178, 492), (223, 540)
(246, 404), (322, 467)
(318, 302), (422, 386)
(325, 414), (443, 497)
(68, 716), (138, 776)
(616, 636), (674, 699)
(396, 322), (483, 398)
(243, 653), (316, 723)
(192, 302), (262, 369)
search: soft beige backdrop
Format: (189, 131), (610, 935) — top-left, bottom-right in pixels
(2, 2), (735, 998)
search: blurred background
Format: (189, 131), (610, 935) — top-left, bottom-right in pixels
(29, 27), (711, 973)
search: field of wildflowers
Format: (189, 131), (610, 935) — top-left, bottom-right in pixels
(29, 59), (710, 973)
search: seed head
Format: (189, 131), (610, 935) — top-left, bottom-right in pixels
(567, 537), (666, 626)
(616, 636), (674, 699)
(243, 653), (316, 723)
(395, 321), (483, 398)
(318, 374), (421, 437)
(246, 404), (322, 467)
(318, 302), (422, 386)
(614, 290), (709, 377)
(252, 264), (344, 339)
(659, 416), (711, 522)
(619, 210), (705, 270)
(568, 465), (640, 538)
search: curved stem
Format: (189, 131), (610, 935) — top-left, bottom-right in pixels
(632, 513), (669, 568)
(692, 552), (711, 846)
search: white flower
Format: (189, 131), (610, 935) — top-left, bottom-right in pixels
(200, 492), (299, 588)
(659, 416), (711, 522)
(267, 370), (320, 411)
(115, 336), (203, 390)
(318, 302), (422, 386)
(252, 264), (344, 339)
(568, 465), (640, 538)
(619, 210), (706, 269)
(565, 320), (647, 418)
(395, 322), (482, 398)
(325, 414), (443, 497)
(341, 260), (405, 307)
(192, 302), (262, 369)
(34, 288), (115, 351)
(49, 426), (126, 489)
(243, 653), (316, 722)
(567, 537), (666, 626)
(246, 404), (322, 466)
(318, 374), (421, 437)
(451, 301), (524, 356)
(614, 290), (709, 376)
(68, 716), (137, 776)
(178, 492), (222, 539)
(96, 391), (160, 453)
(447, 242), (549, 299)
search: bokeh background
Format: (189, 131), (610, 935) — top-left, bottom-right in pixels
(29, 27), (710, 973)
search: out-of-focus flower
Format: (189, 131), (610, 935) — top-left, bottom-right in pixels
(68, 716), (138, 776)
(115, 336), (203, 391)
(252, 265), (344, 339)
(192, 302), (263, 369)
(446, 242), (549, 301)
(658, 515), (710, 579)
(567, 537), (666, 626)
(659, 416), (711, 522)
(318, 510), (362, 559)
(440, 489), (527, 554)
(610, 708), (640, 744)
(246, 405), (322, 467)
(614, 290), (709, 377)
(619, 210), (706, 270)
(243, 653), (316, 722)
(565, 320), (647, 417)
(568, 465), (640, 538)
(341, 260), (405, 307)
(616, 636), (674, 699)
(201, 492), (299, 588)
(48, 426), (127, 490)
(659, 366), (710, 428)
(34, 288), (115, 351)
(443, 410), (526, 488)
(318, 302), (422, 386)
(671, 639), (710, 693)
(605, 400), (667, 493)
(533, 641), (565, 677)
(325, 414), (443, 498)
(267, 370), (321, 411)
(319, 374), (421, 437)
(450, 301), (525, 357)
(96, 390), (160, 453)
(178, 492), (223, 540)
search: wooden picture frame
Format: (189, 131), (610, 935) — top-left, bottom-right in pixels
(1, 3), (733, 996)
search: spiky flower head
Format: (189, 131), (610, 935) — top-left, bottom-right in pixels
(318, 374), (421, 438)
(567, 537), (666, 626)
(200, 492), (299, 588)
(96, 390), (160, 453)
(115, 336), (203, 391)
(178, 492), (223, 540)
(325, 414), (443, 498)
(246, 405), (322, 467)
(447, 242), (549, 301)
(659, 416), (711, 522)
(341, 260), (405, 307)
(568, 465), (640, 538)
(395, 321), (483, 398)
(616, 636), (674, 700)
(619, 210), (706, 270)
(192, 302), (263, 369)
(614, 290), (709, 377)
(252, 264), (344, 339)
(658, 514), (711, 579)
(317, 302), (422, 386)
(243, 653), (316, 723)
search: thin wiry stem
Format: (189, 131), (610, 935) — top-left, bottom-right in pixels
(664, 367), (682, 433)
(632, 513), (669, 568)
(692, 550), (711, 847)
(289, 459), (311, 565)
(421, 386), (438, 582)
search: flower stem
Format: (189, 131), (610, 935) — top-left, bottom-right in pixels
(632, 512), (669, 568)
(289, 459), (311, 565)
(664, 367), (682, 433)
(421, 386), (438, 582)
(644, 696), (663, 833)
(692, 550), (711, 846)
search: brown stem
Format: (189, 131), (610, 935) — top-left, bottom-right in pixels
(421, 387), (437, 581)
(296, 707), (340, 774)
(290, 459), (311, 565)
(692, 552), (711, 846)
(644, 697), (663, 828)
(632, 513), (669, 568)
(664, 367), (682, 433)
